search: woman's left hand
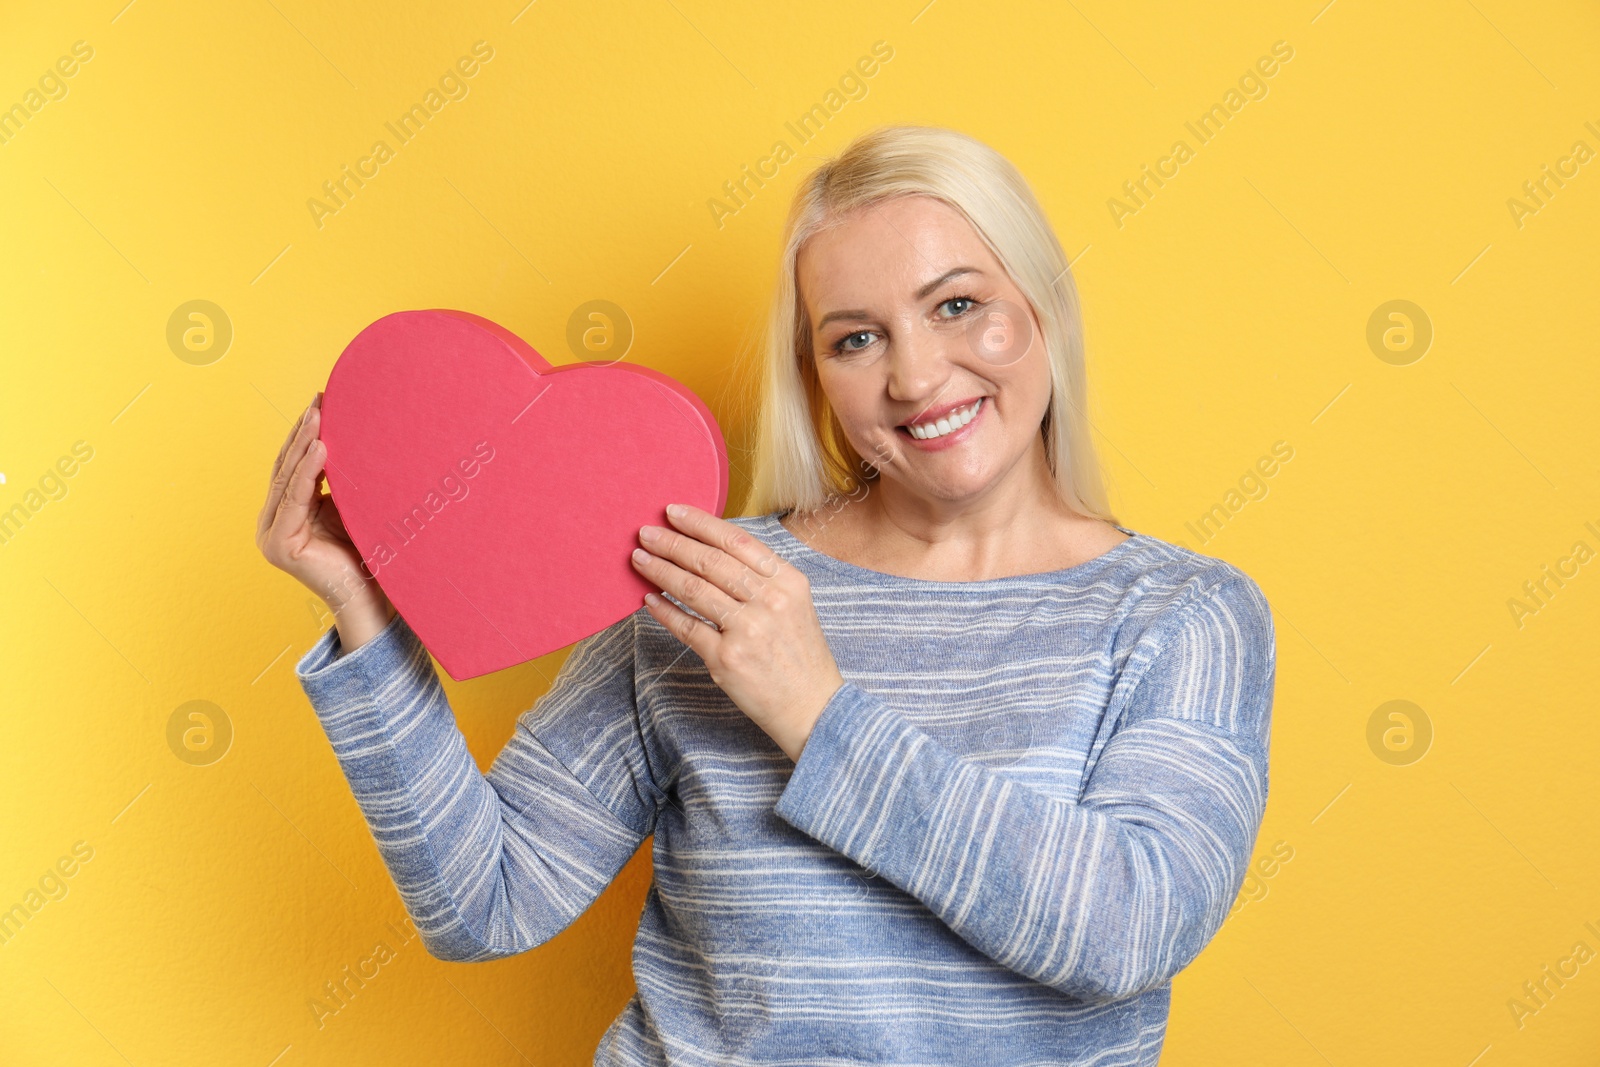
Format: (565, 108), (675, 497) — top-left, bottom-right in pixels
(631, 503), (845, 763)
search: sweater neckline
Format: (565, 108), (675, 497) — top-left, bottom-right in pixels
(760, 510), (1148, 590)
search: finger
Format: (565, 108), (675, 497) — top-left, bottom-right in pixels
(642, 591), (719, 659)
(274, 398), (312, 463)
(639, 523), (761, 603)
(662, 503), (786, 582)
(265, 404), (319, 516)
(320, 488), (352, 542)
(631, 546), (740, 626)
(272, 434), (327, 543)
(259, 406), (314, 542)
(270, 401), (314, 489)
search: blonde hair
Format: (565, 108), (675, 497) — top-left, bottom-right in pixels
(740, 125), (1116, 523)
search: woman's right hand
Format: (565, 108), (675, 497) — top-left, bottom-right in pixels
(257, 392), (396, 653)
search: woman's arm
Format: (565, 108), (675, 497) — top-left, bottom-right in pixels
(772, 572), (1275, 1003)
(296, 607), (664, 962)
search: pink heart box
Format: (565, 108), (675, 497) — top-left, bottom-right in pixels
(319, 309), (729, 680)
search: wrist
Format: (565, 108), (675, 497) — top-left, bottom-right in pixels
(318, 568), (390, 616)
(330, 590), (394, 620)
(327, 589), (397, 657)
(784, 671), (846, 763)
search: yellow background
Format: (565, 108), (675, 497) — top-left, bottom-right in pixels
(2, 0), (1597, 1063)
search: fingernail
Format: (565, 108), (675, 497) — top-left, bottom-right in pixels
(639, 525), (661, 542)
(666, 503), (686, 519)
(632, 548), (650, 564)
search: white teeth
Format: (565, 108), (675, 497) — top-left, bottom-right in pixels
(908, 398), (983, 440)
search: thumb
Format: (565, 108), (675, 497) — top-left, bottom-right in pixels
(321, 491), (354, 544)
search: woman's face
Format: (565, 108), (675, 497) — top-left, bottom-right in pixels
(796, 194), (1053, 507)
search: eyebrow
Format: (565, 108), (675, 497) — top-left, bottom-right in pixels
(813, 267), (984, 329)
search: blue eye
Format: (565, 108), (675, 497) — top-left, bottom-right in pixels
(832, 330), (876, 355)
(939, 296), (978, 317)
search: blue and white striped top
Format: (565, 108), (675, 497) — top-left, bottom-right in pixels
(296, 510), (1276, 1065)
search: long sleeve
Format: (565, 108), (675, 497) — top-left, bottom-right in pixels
(295, 607), (664, 963)
(772, 571), (1275, 1004)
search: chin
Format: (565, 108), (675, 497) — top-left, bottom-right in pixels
(905, 469), (1001, 503)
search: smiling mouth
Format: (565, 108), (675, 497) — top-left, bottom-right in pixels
(898, 397), (986, 440)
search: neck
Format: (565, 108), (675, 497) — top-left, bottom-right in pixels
(838, 435), (1091, 580)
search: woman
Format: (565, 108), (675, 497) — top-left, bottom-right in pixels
(258, 124), (1276, 1065)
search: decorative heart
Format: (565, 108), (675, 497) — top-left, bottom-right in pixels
(319, 309), (728, 680)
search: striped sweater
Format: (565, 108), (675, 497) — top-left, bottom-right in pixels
(295, 510), (1276, 1065)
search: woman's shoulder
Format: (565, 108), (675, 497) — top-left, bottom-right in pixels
(1115, 529), (1269, 607)
(725, 510), (809, 563)
(724, 512), (786, 547)
(1103, 531), (1274, 653)
(725, 512), (780, 533)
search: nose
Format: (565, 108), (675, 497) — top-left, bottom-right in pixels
(884, 322), (959, 411)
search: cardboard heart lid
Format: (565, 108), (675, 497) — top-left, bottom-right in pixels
(319, 308), (728, 680)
